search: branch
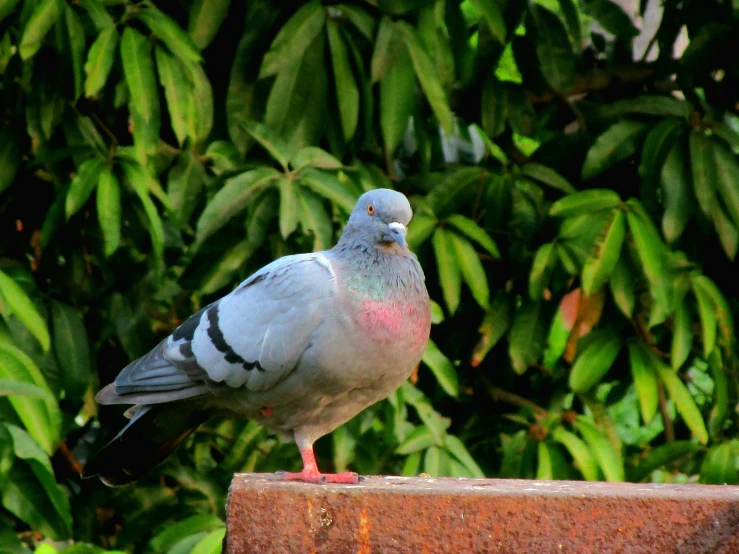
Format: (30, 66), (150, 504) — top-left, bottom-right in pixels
(526, 64), (675, 104)
(658, 380), (675, 443)
(482, 378), (548, 419)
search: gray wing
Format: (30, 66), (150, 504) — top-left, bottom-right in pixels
(97, 253), (338, 405)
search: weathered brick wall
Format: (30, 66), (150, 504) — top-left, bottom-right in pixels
(225, 474), (739, 553)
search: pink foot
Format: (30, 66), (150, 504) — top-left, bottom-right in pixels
(278, 469), (360, 484)
(278, 444), (361, 484)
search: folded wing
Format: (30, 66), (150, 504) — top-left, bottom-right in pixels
(97, 253), (338, 405)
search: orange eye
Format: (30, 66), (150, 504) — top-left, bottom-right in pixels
(367, 203), (375, 215)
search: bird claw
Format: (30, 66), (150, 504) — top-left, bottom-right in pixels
(276, 470), (360, 484)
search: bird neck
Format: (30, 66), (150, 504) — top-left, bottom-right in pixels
(331, 239), (425, 302)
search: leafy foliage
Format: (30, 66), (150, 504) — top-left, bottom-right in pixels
(0, 0), (738, 551)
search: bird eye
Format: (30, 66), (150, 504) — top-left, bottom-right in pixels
(367, 203), (375, 215)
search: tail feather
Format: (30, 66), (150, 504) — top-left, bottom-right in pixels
(82, 403), (207, 486)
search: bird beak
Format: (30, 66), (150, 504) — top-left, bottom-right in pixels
(388, 222), (407, 248)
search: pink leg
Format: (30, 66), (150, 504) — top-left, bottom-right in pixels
(278, 444), (359, 484)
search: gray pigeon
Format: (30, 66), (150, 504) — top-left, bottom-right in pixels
(83, 189), (431, 485)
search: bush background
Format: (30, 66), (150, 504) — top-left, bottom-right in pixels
(0, 0), (738, 552)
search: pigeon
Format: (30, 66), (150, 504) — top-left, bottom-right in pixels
(83, 188), (431, 486)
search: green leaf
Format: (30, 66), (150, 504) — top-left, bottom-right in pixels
(195, 167), (280, 244)
(263, 30), (326, 159)
(120, 27), (159, 125)
(371, 17), (396, 82)
(278, 177), (299, 239)
(708, 351), (729, 440)
(2, 443), (71, 540)
(327, 21), (359, 141)
(78, 0), (113, 31)
(606, 96), (691, 120)
(536, 442), (569, 480)
(444, 435), (485, 478)
(188, 0), (231, 50)
(713, 139), (739, 229)
(243, 121), (290, 169)
(96, 166), (121, 257)
(472, 292), (511, 367)
(689, 130), (719, 218)
(259, 2), (324, 78)
(423, 445), (449, 477)
(671, 299), (692, 370)
(543, 289), (579, 369)
(481, 73), (507, 140)
(298, 168), (357, 213)
(509, 300), (546, 375)
(155, 46), (191, 146)
(432, 228), (461, 314)
(429, 299), (444, 325)
(0, 0), (21, 26)
(339, 4), (374, 40)
(625, 198), (672, 314)
(380, 40), (415, 155)
(0, 271), (50, 352)
(422, 339), (458, 397)
(65, 5), (85, 100)
(187, 64), (214, 143)
(0, 344), (59, 453)
(446, 214), (500, 258)
(568, 331), (621, 393)
(451, 232), (489, 308)
(190, 528), (226, 554)
(204, 141), (241, 175)
(65, 158), (104, 219)
(407, 214), (437, 250)
(0, 129), (21, 194)
(168, 151), (205, 227)
(700, 442), (739, 485)
(714, 122), (739, 152)
(530, 4), (576, 92)
(581, 0), (639, 38)
(629, 441), (701, 482)
(376, 0), (436, 15)
(582, 121), (648, 180)
(655, 356), (709, 445)
(120, 161), (165, 261)
(659, 137), (692, 243)
(297, 188), (333, 251)
(470, 0), (506, 43)
(556, 0), (582, 48)
(692, 277), (717, 358)
(396, 21), (454, 134)
(581, 209), (625, 295)
(84, 26), (119, 98)
(149, 515), (224, 553)
(520, 163), (576, 194)
(528, 242), (557, 300)
(136, 6), (201, 67)
(692, 275), (733, 355)
(695, 151), (738, 255)
(199, 193), (276, 295)
(396, 425), (437, 455)
(51, 301), (90, 403)
(225, 11), (268, 155)
(426, 166), (485, 216)
(552, 427), (599, 481)
(0, 380), (53, 401)
(19, 0), (61, 60)
(291, 147), (343, 170)
(638, 117), (684, 234)
(549, 189), (621, 217)
(574, 416), (624, 482)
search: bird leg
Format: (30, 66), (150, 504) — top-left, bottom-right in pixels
(278, 444), (360, 484)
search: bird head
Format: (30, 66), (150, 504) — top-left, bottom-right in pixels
(343, 189), (413, 250)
